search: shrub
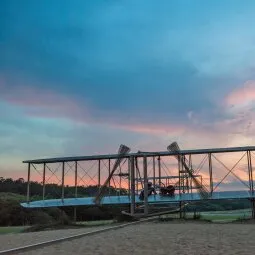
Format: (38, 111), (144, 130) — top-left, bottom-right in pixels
(29, 210), (54, 225)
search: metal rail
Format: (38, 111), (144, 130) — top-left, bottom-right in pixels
(0, 217), (160, 255)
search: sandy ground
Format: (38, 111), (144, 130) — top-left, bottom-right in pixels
(0, 226), (105, 251)
(4, 221), (254, 255)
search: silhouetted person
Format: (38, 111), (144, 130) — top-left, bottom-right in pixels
(139, 182), (157, 200)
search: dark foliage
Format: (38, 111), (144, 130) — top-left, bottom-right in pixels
(0, 177), (128, 226)
(0, 177), (127, 200)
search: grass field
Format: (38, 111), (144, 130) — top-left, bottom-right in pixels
(0, 220), (117, 235)
(199, 209), (251, 222)
(160, 208), (252, 222)
(0, 226), (27, 235)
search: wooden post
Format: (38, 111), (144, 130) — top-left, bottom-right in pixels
(74, 161), (78, 222)
(153, 156), (156, 188)
(108, 159), (111, 192)
(136, 159), (139, 194)
(247, 151), (255, 219)
(143, 156), (148, 215)
(178, 156), (182, 218)
(208, 153), (213, 197)
(26, 163), (31, 203)
(189, 154), (193, 194)
(75, 161), (78, 198)
(42, 163), (46, 200)
(98, 160), (101, 194)
(128, 157), (131, 199)
(130, 156), (136, 215)
(158, 156), (161, 186)
(61, 162), (65, 201)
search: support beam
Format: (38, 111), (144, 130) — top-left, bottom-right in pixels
(247, 151), (255, 219)
(108, 159), (111, 189)
(42, 163), (46, 200)
(178, 155), (183, 218)
(248, 151), (251, 190)
(128, 157), (131, 199)
(26, 163), (31, 203)
(75, 161), (78, 198)
(178, 155), (181, 195)
(135, 159), (139, 194)
(130, 156), (136, 215)
(143, 156), (148, 215)
(247, 151), (254, 192)
(119, 162), (122, 194)
(208, 153), (213, 196)
(158, 156), (161, 185)
(249, 151), (254, 195)
(98, 159), (101, 194)
(74, 161), (78, 222)
(61, 162), (65, 201)
(188, 154), (192, 194)
(153, 156), (156, 188)
(181, 155), (185, 193)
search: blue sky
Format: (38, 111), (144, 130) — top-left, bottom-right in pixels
(1, 0), (255, 187)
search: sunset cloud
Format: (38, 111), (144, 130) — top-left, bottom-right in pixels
(0, 84), (90, 122)
(1, 0), (255, 192)
(225, 80), (255, 106)
(0, 81), (187, 137)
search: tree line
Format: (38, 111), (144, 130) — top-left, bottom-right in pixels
(0, 177), (128, 201)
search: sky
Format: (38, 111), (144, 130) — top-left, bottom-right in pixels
(1, 0), (255, 190)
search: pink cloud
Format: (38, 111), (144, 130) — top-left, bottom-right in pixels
(114, 122), (185, 135)
(1, 78), (253, 152)
(199, 80), (255, 141)
(0, 83), (188, 137)
(225, 80), (255, 106)
(2, 85), (253, 152)
(0, 85), (91, 122)
(0, 76), (235, 145)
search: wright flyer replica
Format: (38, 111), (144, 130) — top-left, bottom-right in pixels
(21, 142), (255, 219)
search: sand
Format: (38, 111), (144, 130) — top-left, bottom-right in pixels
(0, 226), (104, 251)
(3, 221), (255, 255)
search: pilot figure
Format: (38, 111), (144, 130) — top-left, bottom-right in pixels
(139, 182), (157, 200)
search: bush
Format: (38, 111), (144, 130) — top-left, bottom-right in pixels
(58, 211), (71, 225)
(0, 200), (29, 226)
(29, 210), (54, 225)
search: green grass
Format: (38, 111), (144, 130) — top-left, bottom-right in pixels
(0, 226), (27, 235)
(22, 220), (118, 233)
(201, 208), (251, 214)
(159, 208), (252, 222)
(200, 214), (241, 221)
(184, 208), (251, 222)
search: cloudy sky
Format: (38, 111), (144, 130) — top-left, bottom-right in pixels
(1, 0), (255, 188)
